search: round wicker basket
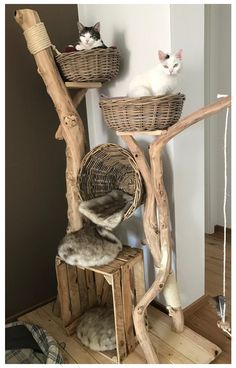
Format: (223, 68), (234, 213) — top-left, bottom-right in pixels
(77, 143), (144, 220)
(55, 47), (120, 83)
(99, 93), (185, 132)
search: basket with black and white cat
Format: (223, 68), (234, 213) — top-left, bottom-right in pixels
(55, 21), (120, 83)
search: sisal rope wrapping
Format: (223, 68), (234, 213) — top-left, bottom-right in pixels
(23, 22), (60, 55)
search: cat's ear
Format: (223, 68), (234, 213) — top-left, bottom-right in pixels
(94, 22), (100, 33)
(158, 50), (168, 62)
(77, 21), (84, 33)
(175, 49), (183, 60)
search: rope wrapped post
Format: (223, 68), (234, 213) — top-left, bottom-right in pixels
(15, 9), (86, 233)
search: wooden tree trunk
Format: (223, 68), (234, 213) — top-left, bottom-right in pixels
(121, 96), (231, 363)
(15, 9), (86, 232)
(149, 142), (184, 333)
(122, 136), (161, 265)
(122, 136), (182, 363)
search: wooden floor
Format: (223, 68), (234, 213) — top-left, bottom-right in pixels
(18, 229), (231, 364)
(184, 229), (231, 364)
(19, 303), (221, 364)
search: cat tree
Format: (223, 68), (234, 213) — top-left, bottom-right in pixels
(15, 8), (231, 364)
(117, 97), (231, 362)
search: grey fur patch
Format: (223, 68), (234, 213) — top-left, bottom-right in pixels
(77, 306), (116, 351)
(79, 190), (133, 229)
(58, 223), (122, 267)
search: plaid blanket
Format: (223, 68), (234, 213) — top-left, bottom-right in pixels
(5, 321), (63, 364)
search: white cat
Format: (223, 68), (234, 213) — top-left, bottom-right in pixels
(127, 49), (183, 97)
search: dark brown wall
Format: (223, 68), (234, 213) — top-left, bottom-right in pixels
(6, 4), (87, 318)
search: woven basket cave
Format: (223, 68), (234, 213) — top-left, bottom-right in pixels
(99, 93), (185, 132)
(56, 47), (120, 83)
(77, 143), (144, 219)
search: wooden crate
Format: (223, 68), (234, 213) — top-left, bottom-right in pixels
(55, 246), (145, 363)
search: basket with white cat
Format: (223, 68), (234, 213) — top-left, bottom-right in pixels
(77, 143), (144, 219)
(55, 47), (120, 83)
(99, 93), (185, 132)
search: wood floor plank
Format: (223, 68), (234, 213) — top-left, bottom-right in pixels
(19, 308), (99, 364)
(148, 307), (221, 363)
(16, 231), (230, 364)
(185, 231), (231, 364)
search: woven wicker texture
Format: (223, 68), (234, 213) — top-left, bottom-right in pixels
(56, 47), (120, 83)
(99, 93), (185, 132)
(77, 143), (144, 219)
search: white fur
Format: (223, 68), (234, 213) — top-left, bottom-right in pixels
(75, 37), (103, 50)
(128, 50), (183, 97)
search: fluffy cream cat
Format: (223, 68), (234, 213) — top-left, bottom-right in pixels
(128, 49), (183, 97)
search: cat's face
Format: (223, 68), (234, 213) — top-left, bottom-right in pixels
(78, 22), (101, 47)
(158, 49), (183, 76)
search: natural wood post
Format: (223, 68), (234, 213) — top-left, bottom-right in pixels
(122, 136), (161, 265)
(158, 96), (231, 146)
(122, 136), (178, 363)
(15, 9), (86, 232)
(121, 96), (231, 363)
(149, 142), (184, 333)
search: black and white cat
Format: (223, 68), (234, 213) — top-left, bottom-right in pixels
(128, 49), (183, 97)
(75, 22), (107, 50)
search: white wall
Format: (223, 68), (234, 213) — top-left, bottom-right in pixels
(170, 5), (205, 308)
(78, 4), (172, 291)
(78, 4), (205, 308)
(205, 5), (231, 233)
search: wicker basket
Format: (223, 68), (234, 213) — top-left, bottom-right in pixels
(77, 143), (144, 219)
(55, 47), (120, 83)
(99, 93), (185, 132)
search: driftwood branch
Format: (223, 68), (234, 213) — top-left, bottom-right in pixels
(15, 9), (86, 232)
(121, 136), (161, 266)
(158, 96), (231, 147)
(121, 96), (231, 363)
(149, 143), (184, 334)
(123, 136), (183, 363)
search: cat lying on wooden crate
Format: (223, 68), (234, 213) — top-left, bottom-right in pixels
(58, 190), (132, 267)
